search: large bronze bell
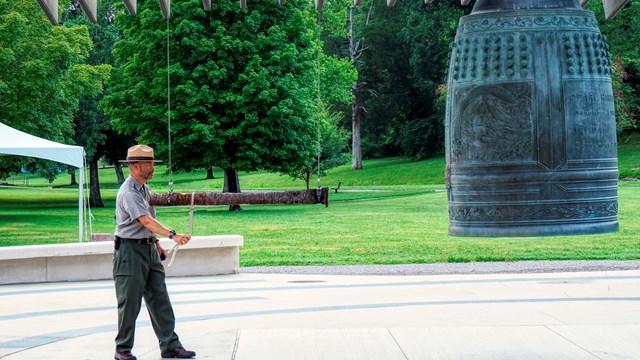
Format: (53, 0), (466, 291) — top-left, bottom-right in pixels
(445, 0), (619, 236)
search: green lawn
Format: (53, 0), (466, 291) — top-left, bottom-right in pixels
(617, 134), (640, 178)
(2, 154), (640, 266)
(2, 156), (445, 190)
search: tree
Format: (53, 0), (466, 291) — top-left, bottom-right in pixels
(285, 3), (355, 185)
(66, 1), (135, 187)
(102, 130), (135, 184)
(348, 0), (373, 170)
(103, 0), (347, 203)
(63, 0), (117, 206)
(346, 0), (466, 162)
(0, 0), (105, 180)
(396, 0), (461, 159)
(286, 103), (350, 189)
(310, 0), (362, 169)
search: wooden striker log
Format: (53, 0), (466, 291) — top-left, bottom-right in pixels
(150, 188), (329, 207)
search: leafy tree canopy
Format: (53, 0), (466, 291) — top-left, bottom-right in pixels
(353, 0), (464, 159)
(103, 0), (354, 185)
(0, 0), (108, 180)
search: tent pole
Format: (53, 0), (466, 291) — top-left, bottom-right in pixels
(79, 166), (84, 242)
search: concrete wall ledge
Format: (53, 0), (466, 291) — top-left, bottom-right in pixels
(0, 235), (243, 285)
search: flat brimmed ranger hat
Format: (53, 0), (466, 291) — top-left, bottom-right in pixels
(119, 145), (163, 163)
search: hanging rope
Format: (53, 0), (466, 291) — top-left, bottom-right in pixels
(167, 192), (195, 267)
(167, 242), (179, 267)
(166, 16), (174, 195)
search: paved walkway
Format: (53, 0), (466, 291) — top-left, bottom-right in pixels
(1, 270), (639, 359)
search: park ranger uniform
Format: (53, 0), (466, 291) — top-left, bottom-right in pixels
(113, 175), (183, 354)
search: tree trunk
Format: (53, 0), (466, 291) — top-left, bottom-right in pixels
(206, 166), (215, 179)
(223, 167), (242, 211)
(349, 6), (365, 171)
(351, 94), (363, 170)
(304, 170), (311, 190)
(69, 171), (77, 186)
(89, 158), (104, 207)
(115, 162), (125, 184)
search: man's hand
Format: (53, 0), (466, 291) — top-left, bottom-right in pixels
(156, 243), (169, 260)
(172, 233), (191, 245)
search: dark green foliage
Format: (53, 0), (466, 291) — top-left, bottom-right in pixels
(0, 0), (106, 181)
(63, 0), (118, 205)
(351, 0), (464, 159)
(588, 1), (639, 134)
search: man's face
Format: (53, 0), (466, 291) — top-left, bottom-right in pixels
(133, 161), (154, 181)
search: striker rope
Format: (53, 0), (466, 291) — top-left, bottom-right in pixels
(167, 192), (195, 267)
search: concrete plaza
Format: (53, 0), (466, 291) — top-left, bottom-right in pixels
(1, 268), (639, 359)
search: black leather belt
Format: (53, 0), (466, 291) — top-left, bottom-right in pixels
(115, 236), (157, 245)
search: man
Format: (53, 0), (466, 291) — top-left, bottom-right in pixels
(113, 145), (196, 360)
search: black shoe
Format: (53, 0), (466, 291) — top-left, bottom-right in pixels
(161, 346), (196, 358)
(114, 351), (137, 360)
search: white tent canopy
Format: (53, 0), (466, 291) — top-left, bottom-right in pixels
(0, 122), (86, 242)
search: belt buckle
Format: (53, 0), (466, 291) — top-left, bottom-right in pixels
(146, 237), (154, 245)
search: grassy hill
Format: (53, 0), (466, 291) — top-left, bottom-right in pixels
(2, 156), (446, 191)
(2, 143), (640, 265)
(617, 133), (640, 179)
(8, 130), (640, 192)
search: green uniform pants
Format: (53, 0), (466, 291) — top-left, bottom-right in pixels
(113, 242), (182, 353)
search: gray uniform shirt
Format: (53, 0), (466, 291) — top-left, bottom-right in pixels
(115, 176), (156, 239)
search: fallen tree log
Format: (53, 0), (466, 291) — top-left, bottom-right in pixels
(150, 188), (329, 207)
